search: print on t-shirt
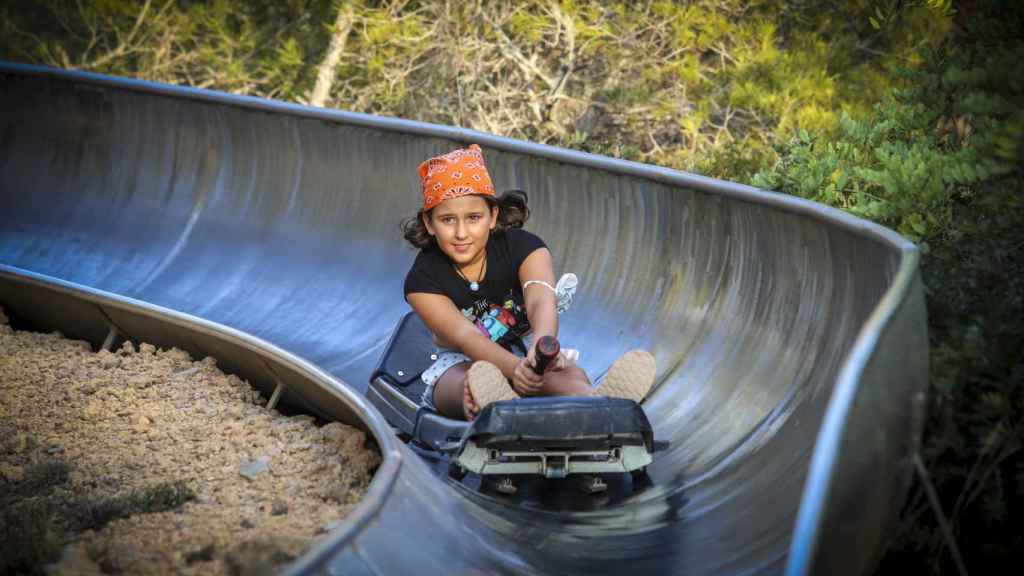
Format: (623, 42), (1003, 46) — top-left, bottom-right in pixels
(403, 228), (547, 354)
(462, 289), (529, 348)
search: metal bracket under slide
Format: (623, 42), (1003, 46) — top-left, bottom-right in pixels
(456, 443), (653, 479)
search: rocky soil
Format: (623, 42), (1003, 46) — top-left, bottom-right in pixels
(0, 306), (381, 575)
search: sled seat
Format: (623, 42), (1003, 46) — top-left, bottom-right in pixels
(366, 312), (469, 449)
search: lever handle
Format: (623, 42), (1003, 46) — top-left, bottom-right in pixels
(532, 335), (560, 375)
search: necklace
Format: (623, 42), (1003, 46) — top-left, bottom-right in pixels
(453, 252), (486, 292)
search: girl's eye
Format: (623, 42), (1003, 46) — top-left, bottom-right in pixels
(469, 214), (481, 221)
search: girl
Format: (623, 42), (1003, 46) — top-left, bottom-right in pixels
(402, 144), (656, 421)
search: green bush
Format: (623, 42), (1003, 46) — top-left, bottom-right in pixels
(753, 2), (1023, 572)
(0, 1), (950, 180)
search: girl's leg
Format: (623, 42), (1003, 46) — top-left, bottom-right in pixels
(431, 361), (472, 420)
(433, 361), (594, 419)
(538, 364), (593, 397)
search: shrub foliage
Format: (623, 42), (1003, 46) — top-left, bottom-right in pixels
(1, 0), (948, 179)
(754, 1), (1023, 573)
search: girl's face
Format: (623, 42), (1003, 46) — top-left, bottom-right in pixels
(423, 195), (498, 266)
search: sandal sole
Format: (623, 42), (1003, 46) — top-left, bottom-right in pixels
(597, 350), (656, 403)
(466, 361), (517, 414)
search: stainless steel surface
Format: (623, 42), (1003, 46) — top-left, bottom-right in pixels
(0, 63), (928, 575)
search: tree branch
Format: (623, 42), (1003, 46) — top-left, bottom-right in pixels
(309, 4), (354, 107)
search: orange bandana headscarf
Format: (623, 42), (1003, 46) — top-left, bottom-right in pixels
(418, 144), (495, 211)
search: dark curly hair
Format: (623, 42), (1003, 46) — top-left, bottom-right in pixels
(401, 189), (531, 250)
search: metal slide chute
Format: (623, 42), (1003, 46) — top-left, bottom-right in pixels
(0, 63), (927, 575)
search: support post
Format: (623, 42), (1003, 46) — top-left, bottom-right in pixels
(266, 380), (285, 411)
(101, 325), (118, 351)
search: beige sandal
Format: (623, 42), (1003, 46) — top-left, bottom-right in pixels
(465, 361), (518, 418)
(595, 350), (656, 403)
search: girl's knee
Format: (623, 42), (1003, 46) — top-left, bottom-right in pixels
(557, 364), (589, 384)
(541, 365), (591, 395)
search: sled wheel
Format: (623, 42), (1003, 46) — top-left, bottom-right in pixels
(496, 476), (518, 495)
(579, 474), (608, 494)
(448, 459), (467, 481)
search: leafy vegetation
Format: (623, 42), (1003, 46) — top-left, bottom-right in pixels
(755, 1), (1023, 573)
(1, 0), (948, 179)
(1, 1), (1020, 573)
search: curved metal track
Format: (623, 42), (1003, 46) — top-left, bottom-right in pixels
(0, 63), (927, 575)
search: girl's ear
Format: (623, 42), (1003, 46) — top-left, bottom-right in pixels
(421, 211), (435, 236)
(490, 205), (499, 230)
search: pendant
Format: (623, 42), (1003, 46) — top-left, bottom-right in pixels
(469, 282), (479, 291)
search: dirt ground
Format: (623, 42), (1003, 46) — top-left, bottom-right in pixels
(0, 306), (381, 575)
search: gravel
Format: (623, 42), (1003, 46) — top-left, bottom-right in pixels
(0, 306), (381, 575)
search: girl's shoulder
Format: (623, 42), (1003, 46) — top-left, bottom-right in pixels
(403, 246), (447, 295)
(496, 228), (547, 264)
(498, 227), (546, 246)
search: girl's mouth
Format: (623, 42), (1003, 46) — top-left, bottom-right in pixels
(453, 244), (471, 254)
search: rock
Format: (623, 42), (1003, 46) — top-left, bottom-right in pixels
(322, 519), (345, 534)
(118, 340), (136, 355)
(163, 347), (192, 363)
(320, 422), (349, 443)
(82, 400), (104, 421)
(139, 342), (156, 354)
(322, 483), (352, 504)
(0, 463), (24, 482)
(271, 499), (288, 516)
(290, 414), (316, 426)
(185, 543), (216, 565)
(128, 374), (155, 389)
(96, 542), (141, 574)
(46, 544), (102, 575)
(98, 350), (120, 369)
(70, 339), (93, 352)
(239, 457), (269, 480)
(13, 433), (29, 453)
(133, 415), (152, 430)
(224, 539), (295, 576)
(173, 366), (201, 379)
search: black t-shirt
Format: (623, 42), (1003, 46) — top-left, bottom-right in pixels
(404, 228), (547, 352)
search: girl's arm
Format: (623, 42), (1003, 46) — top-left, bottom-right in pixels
(406, 292), (520, 378)
(519, 247), (558, 344)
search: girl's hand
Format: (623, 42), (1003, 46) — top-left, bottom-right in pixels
(511, 356), (544, 396)
(526, 341), (568, 373)
(549, 352), (569, 372)
(526, 345), (569, 374)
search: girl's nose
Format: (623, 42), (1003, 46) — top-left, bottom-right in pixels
(455, 220), (468, 239)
